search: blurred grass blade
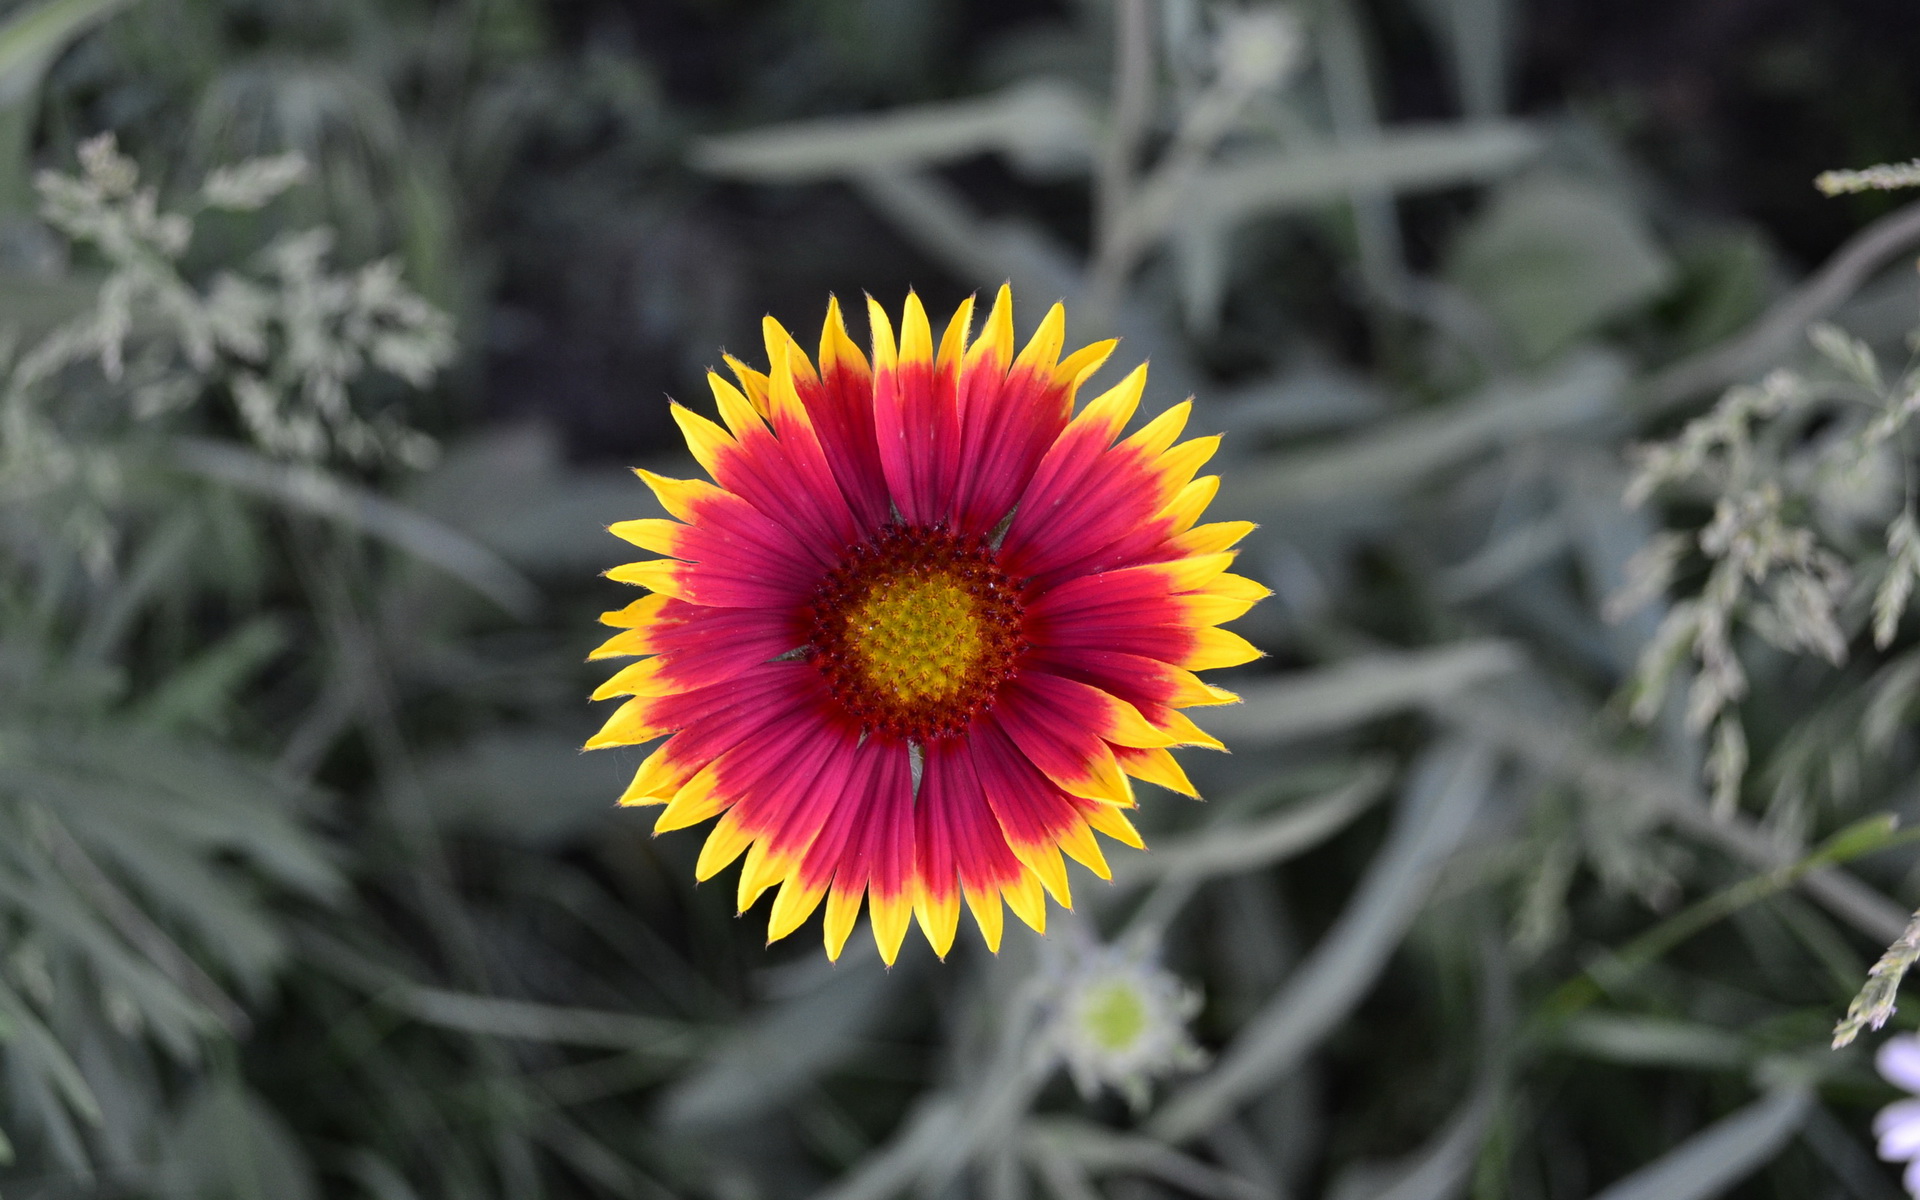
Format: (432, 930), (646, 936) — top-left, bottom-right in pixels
(1224, 352), (1625, 515)
(1557, 1015), (1746, 1071)
(131, 616), (287, 733)
(0, 0), (142, 209)
(1412, 0), (1510, 119)
(1112, 761), (1392, 884)
(691, 81), (1096, 181)
(849, 168), (1200, 392)
(815, 1097), (962, 1200)
(1441, 694), (1911, 942)
(0, 978), (100, 1127)
(164, 1078), (318, 1200)
(42, 815), (252, 1036)
(396, 986), (703, 1057)
(1150, 742), (1493, 1141)
(1437, 512), (1569, 601)
(1201, 642), (1521, 746)
(662, 955), (900, 1130)
(1325, 1076), (1498, 1200)
(1447, 175), (1674, 362)
(1024, 1118), (1268, 1200)
(1134, 123), (1539, 248)
(174, 438), (540, 617)
(1588, 1084), (1812, 1200)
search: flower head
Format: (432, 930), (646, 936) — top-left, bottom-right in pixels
(1878, 1035), (1920, 1195)
(588, 288), (1263, 963)
(1047, 938), (1207, 1110)
(1215, 7), (1305, 94)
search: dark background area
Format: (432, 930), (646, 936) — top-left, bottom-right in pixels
(481, 0), (1920, 462)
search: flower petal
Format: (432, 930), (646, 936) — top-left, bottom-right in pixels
(1883, 1036), (1920, 1094)
(798, 300), (892, 528)
(1877, 1100), (1920, 1158)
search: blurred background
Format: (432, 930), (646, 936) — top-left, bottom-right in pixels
(7, 0), (1920, 1196)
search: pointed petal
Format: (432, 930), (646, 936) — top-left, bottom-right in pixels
(935, 294), (975, 376)
(1112, 745), (1198, 798)
(1084, 802), (1147, 848)
(913, 882), (961, 959)
(767, 874), (828, 944)
(871, 891), (913, 965)
(964, 881), (1004, 952)
(824, 879), (863, 961)
(1012, 302), (1065, 375)
(966, 283), (1015, 373)
(1003, 869), (1049, 932)
(695, 811), (754, 880)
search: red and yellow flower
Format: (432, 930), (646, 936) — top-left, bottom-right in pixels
(588, 287), (1262, 963)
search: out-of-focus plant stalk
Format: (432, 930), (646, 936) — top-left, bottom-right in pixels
(1087, 8), (1299, 328)
(1094, 0), (1153, 263)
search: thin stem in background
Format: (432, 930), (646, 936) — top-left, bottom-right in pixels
(1087, 0), (1156, 331)
(1095, 0), (1155, 270)
(1641, 197), (1920, 414)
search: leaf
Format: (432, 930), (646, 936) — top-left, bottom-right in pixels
(1587, 1084), (1811, 1200)
(1025, 1117), (1269, 1200)
(341, 1151), (425, 1200)
(661, 954), (902, 1130)
(1112, 761), (1392, 883)
(0, 862), (217, 1057)
(1442, 694), (1911, 943)
(159, 1078), (318, 1200)
(131, 615), (286, 734)
(1875, 512), (1920, 648)
(1865, 650), (1920, 751)
(1159, 122), (1540, 236)
(1323, 1076), (1498, 1200)
(395, 987), (703, 1056)
(409, 729), (632, 847)
(1200, 641), (1522, 746)
(1448, 174), (1675, 362)
(1223, 351), (1626, 514)
(1410, 0), (1511, 119)
(1556, 1014), (1746, 1071)
(0, 978), (101, 1128)
(1810, 812), (1907, 866)
(46, 730), (344, 899)
(1809, 321), (1884, 392)
(1149, 742), (1494, 1141)
(172, 437), (540, 617)
(59, 804), (289, 994)
(690, 81), (1097, 181)
(400, 425), (646, 574)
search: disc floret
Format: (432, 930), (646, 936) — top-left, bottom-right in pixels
(808, 525), (1026, 741)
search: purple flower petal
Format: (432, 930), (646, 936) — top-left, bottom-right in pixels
(1905, 1152), (1920, 1198)
(1880, 1036), (1920, 1094)
(1878, 1099), (1920, 1135)
(1879, 1100), (1920, 1159)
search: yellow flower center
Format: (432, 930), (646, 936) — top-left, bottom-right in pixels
(807, 526), (1027, 741)
(1080, 980), (1151, 1051)
(846, 574), (987, 704)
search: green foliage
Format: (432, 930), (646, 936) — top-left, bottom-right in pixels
(0, 0), (1917, 1197)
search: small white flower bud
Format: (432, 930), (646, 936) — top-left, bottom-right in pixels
(1046, 939), (1207, 1110)
(1215, 7), (1305, 94)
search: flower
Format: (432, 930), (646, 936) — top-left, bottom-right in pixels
(1047, 937), (1207, 1110)
(587, 287), (1263, 963)
(1877, 1035), (1920, 1195)
(1215, 7), (1305, 94)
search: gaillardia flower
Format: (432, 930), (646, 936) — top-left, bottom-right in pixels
(588, 287), (1262, 964)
